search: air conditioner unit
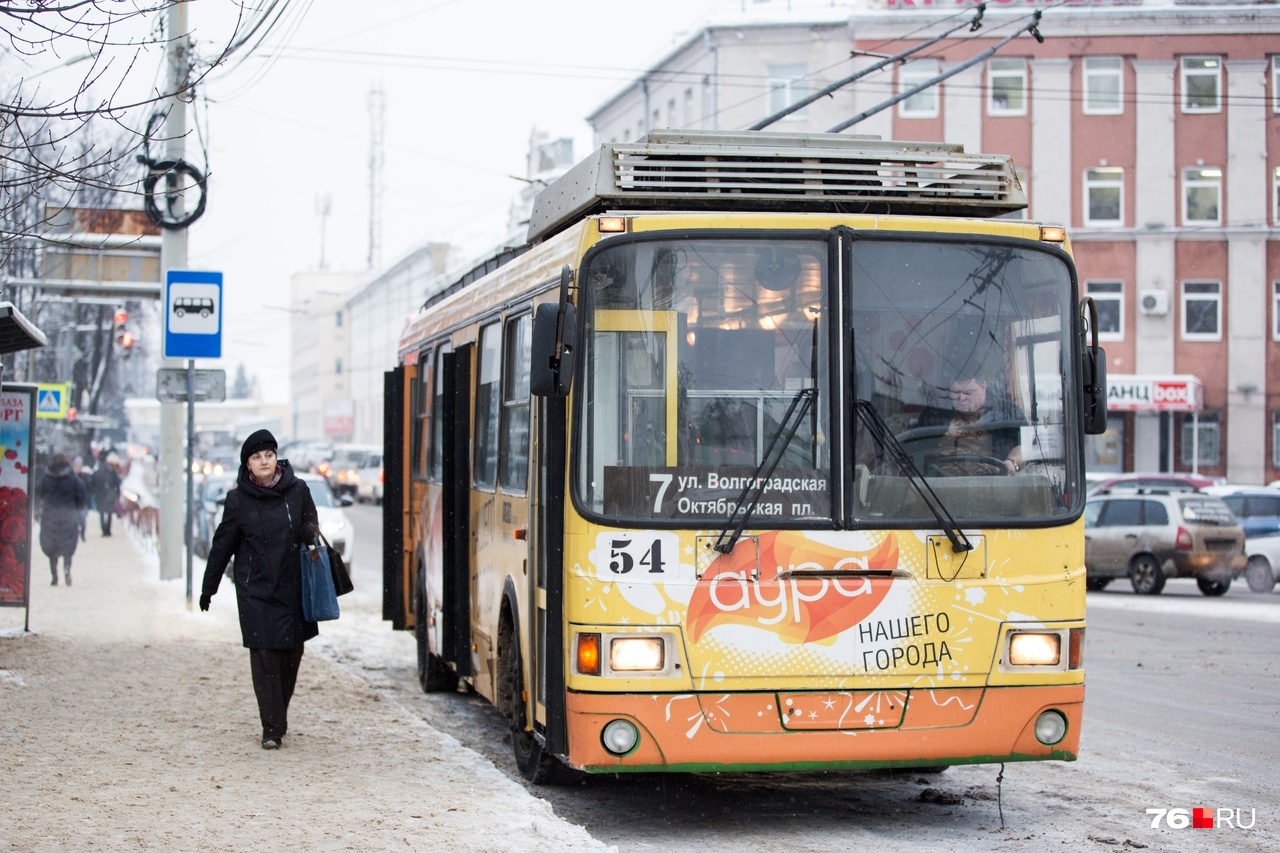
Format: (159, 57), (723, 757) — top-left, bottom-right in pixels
(1139, 290), (1169, 316)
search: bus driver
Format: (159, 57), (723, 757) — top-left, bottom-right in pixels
(918, 373), (1025, 477)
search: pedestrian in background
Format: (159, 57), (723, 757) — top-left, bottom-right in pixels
(200, 430), (319, 750)
(90, 453), (122, 537)
(73, 456), (93, 542)
(34, 453), (89, 586)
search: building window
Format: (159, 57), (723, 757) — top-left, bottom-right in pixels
(335, 310), (343, 328)
(683, 88), (694, 125)
(988, 58), (1026, 116)
(1087, 281), (1123, 339)
(1182, 280), (1222, 341)
(335, 358), (343, 375)
(1179, 412), (1220, 468)
(898, 60), (938, 118)
(1182, 167), (1221, 225)
(1273, 165), (1280, 225)
(768, 64), (809, 117)
(1273, 281), (1280, 341)
(1084, 167), (1124, 226)
(1273, 57), (1280, 113)
(1083, 56), (1123, 115)
(667, 98), (676, 128)
(1181, 56), (1221, 113)
(1273, 411), (1280, 468)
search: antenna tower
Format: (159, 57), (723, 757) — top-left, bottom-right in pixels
(367, 83), (385, 271)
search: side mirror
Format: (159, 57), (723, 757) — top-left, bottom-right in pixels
(1081, 347), (1108, 435)
(530, 265), (577, 398)
(1080, 297), (1108, 436)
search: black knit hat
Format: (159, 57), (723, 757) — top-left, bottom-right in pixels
(240, 429), (278, 465)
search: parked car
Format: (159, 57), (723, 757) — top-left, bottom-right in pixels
(1084, 489), (1247, 595)
(209, 473), (354, 569)
(355, 451), (383, 504)
(1087, 472), (1218, 496)
(319, 444), (378, 500)
(192, 472), (237, 558)
(1202, 485), (1280, 593)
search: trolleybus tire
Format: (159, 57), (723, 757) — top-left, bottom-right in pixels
(1245, 556), (1275, 594)
(1196, 576), (1231, 597)
(415, 573), (457, 693)
(498, 615), (571, 784)
(1128, 555), (1165, 595)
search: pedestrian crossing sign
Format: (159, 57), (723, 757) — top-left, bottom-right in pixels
(36, 383), (69, 420)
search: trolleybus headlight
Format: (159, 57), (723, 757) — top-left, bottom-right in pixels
(609, 637), (664, 672)
(1008, 632), (1061, 666)
(1034, 710), (1068, 746)
(576, 632), (601, 675)
(601, 719), (639, 756)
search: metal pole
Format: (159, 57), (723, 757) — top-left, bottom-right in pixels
(185, 359), (195, 606)
(158, 2), (189, 581)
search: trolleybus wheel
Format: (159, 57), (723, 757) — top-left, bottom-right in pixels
(498, 616), (566, 784)
(1129, 555), (1165, 595)
(415, 571), (457, 693)
(1245, 556), (1275, 594)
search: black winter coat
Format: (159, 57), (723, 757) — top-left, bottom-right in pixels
(35, 462), (88, 559)
(91, 464), (121, 509)
(202, 460), (319, 649)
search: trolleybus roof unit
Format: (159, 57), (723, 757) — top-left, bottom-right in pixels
(526, 130), (1028, 243)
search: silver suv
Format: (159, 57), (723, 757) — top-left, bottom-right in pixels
(1084, 489), (1247, 596)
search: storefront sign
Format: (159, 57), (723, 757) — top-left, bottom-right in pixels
(1106, 375), (1202, 413)
(0, 385), (36, 608)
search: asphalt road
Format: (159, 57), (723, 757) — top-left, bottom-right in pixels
(332, 503), (1278, 852)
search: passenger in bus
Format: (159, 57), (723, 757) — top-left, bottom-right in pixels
(199, 430), (321, 750)
(917, 372), (1025, 476)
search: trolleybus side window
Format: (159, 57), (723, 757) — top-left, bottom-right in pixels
(473, 321), (502, 491)
(413, 348), (432, 479)
(577, 236), (831, 523)
(427, 343), (450, 482)
(500, 312), (533, 494)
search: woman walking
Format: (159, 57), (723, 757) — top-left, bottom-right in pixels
(200, 430), (319, 750)
(34, 453), (89, 586)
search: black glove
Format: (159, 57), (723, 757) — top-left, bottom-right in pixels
(199, 593), (211, 612)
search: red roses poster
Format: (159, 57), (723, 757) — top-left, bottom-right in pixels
(0, 385), (35, 608)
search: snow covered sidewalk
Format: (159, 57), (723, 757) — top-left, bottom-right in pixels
(0, 523), (605, 851)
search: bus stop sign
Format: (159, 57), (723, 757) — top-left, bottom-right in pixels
(163, 269), (222, 359)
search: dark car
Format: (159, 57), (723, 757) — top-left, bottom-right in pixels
(1084, 489), (1247, 595)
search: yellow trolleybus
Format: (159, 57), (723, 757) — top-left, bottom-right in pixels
(382, 131), (1107, 781)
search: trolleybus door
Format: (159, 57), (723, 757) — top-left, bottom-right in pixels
(440, 345), (473, 679)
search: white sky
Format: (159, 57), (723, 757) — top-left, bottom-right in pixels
(186, 0), (738, 400)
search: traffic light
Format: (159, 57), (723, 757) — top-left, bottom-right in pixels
(114, 307), (135, 358)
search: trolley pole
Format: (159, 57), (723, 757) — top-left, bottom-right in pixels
(158, 1), (189, 583)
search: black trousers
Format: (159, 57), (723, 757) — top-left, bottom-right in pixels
(98, 509), (113, 535)
(249, 645), (304, 741)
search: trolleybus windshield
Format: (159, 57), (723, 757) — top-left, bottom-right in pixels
(575, 232), (1080, 527)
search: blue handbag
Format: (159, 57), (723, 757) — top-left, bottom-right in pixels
(300, 542), (340, 622)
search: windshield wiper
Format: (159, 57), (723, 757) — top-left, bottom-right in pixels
(714, 387), (816, 554)
(853, 400), (972, 554)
